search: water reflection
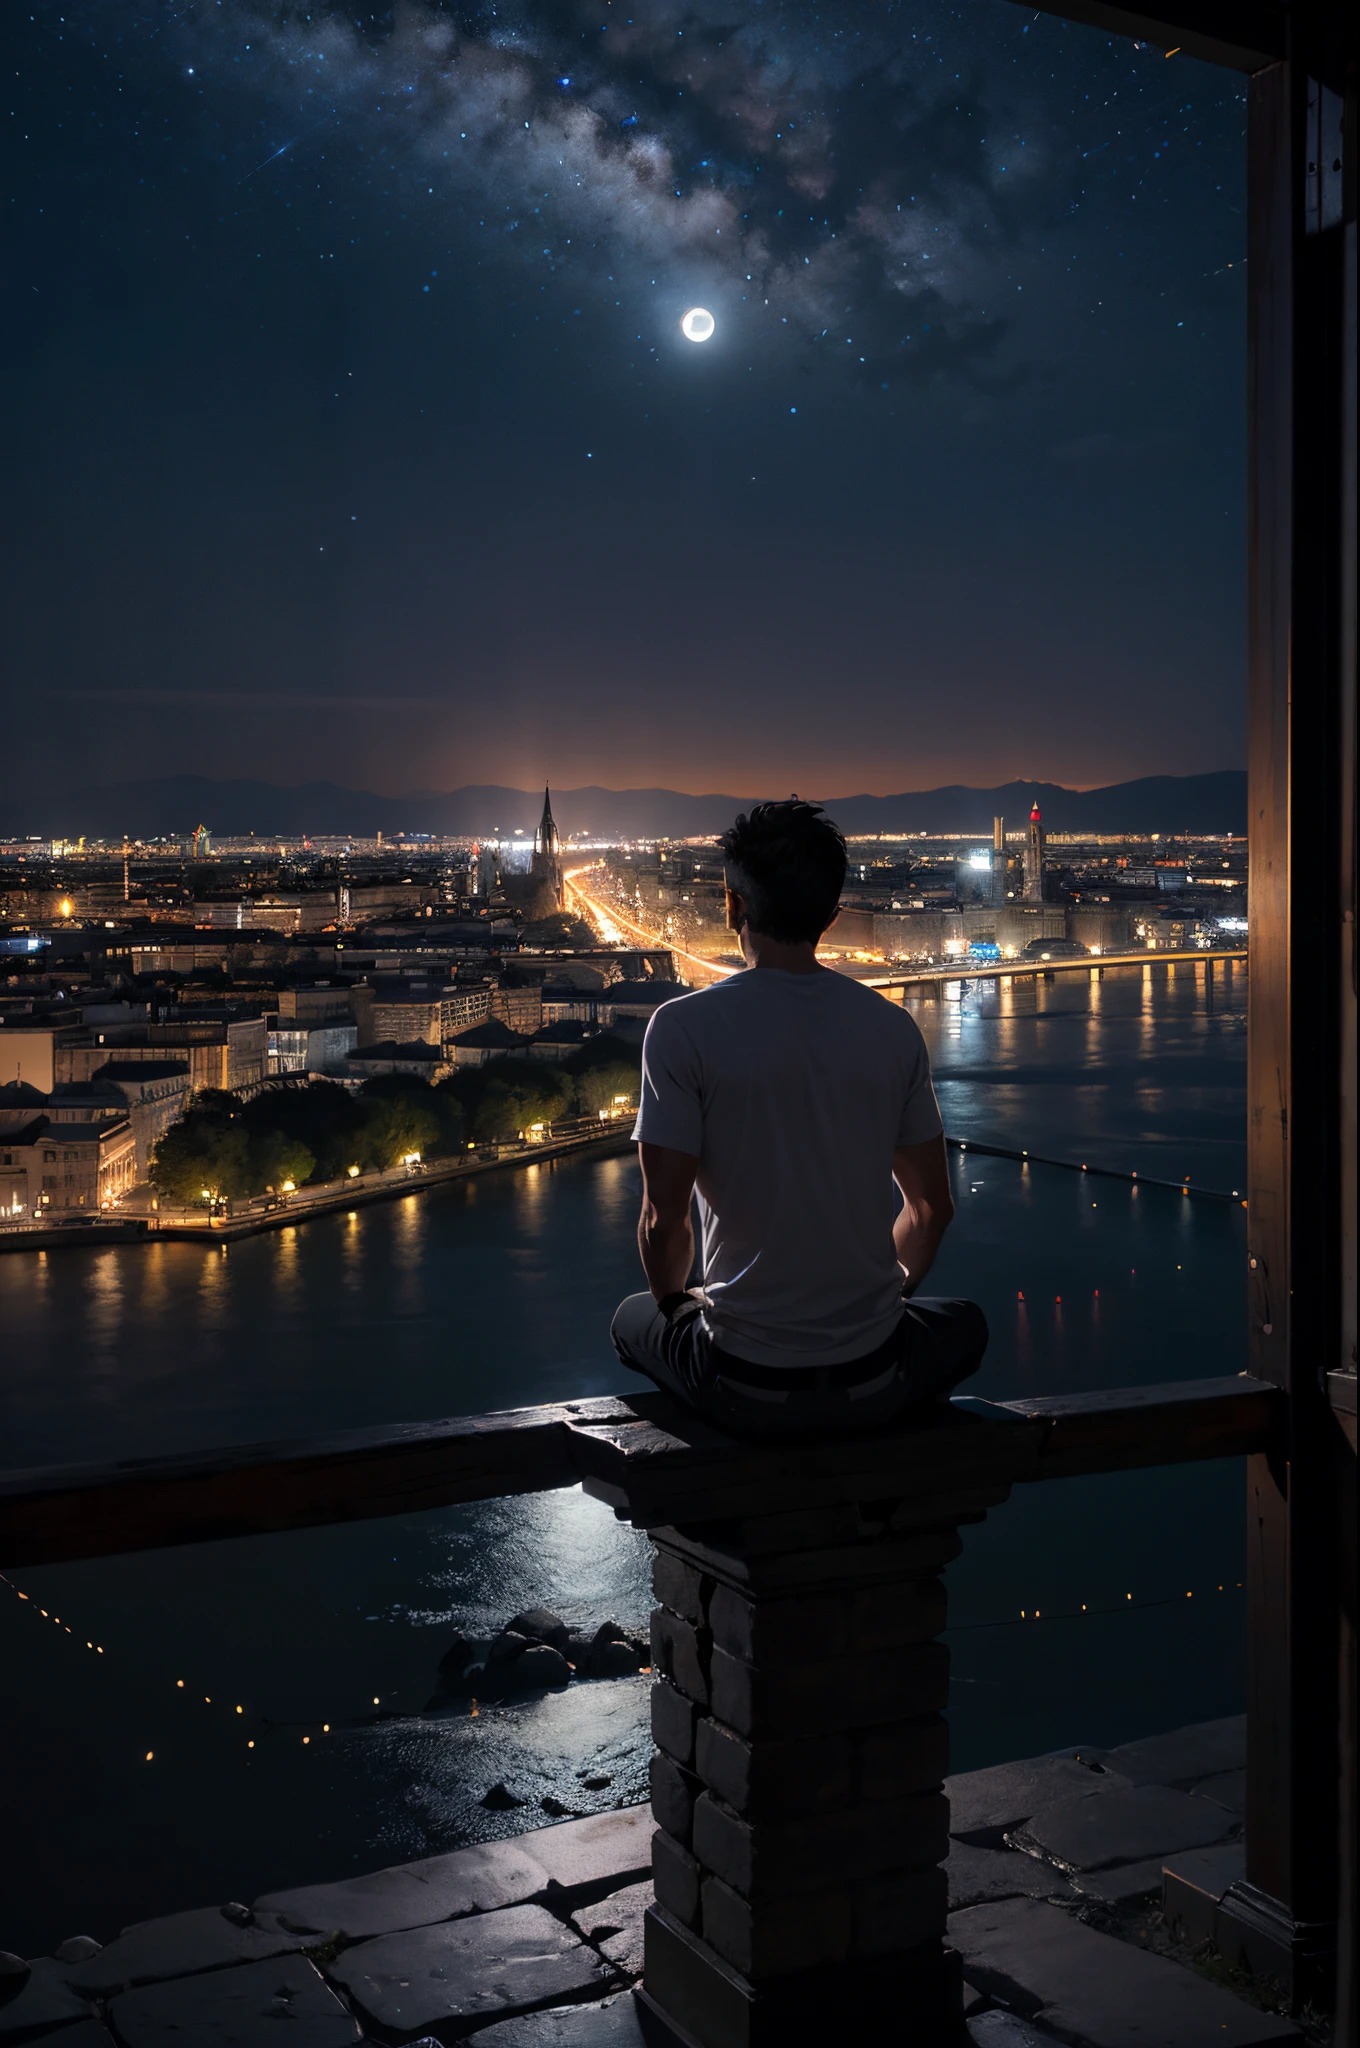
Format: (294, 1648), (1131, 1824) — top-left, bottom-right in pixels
(0, 965), (1249, 1952)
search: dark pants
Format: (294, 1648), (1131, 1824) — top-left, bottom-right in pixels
(610, 1293), (988, 1439)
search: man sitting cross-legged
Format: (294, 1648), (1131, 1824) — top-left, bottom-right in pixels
(611, 798), (987, 1438)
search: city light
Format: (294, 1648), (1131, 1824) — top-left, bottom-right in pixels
(347, 1164), (360, 1178)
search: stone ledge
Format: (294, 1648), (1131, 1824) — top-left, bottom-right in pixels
(108, 1954), (359, 2048)
(949, 1896), (1300, 2047)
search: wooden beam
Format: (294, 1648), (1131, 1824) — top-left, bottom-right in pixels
(0, 1398), (638, 1569)
(0, 1380), (1283, 1569)
(998, 1375), (1283, 1479)
(1014, 0), (1285, 73)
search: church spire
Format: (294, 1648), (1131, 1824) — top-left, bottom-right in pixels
(537, 783), (558, 854)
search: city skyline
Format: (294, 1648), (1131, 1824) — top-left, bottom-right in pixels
(6, 2), (1246, 794)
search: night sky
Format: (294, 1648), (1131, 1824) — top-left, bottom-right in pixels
(5, 1), (1247, 800)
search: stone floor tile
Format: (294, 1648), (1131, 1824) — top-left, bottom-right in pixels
(949, 1897), (1300, 2047)
(109, 1954), (359, 2047)
(1192, 1768), (1247, 1814)
(1104, 1715), (1246, 1788)
(525, 1809), (656, 1899)
(0, 1959), (96, 2039)
(1009, 1782), (1236, 1872)
(968, 2015), (1066, 2046)
(325, 1901), (610, 2036)
(945, 1753), (1118, 1840)
(947, 1842), (1076, 1911)
(1068, 1858), (1169, 1907)
(255, 1836), (550, 1939)
(469, 1991), (666, 2044)
(66, 1905), (307, 1995)
(571, 1881), (651, 1979)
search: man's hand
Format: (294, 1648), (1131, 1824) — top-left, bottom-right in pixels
(637, 1142), (700, 1302)
(892, 1133), (955, 1294)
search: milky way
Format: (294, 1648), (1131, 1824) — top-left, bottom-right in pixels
(170, 0), (1244, 388)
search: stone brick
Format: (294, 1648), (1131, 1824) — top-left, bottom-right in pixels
(707, 1585), (847, 1664)
(849, 1578), (948, 1651)
(468, 1991), (647, 2047)
(652, 1830), (701, 1929)
(649, 1754), (702, 1847)
(651, 1607), (708, 1704)
(643, 1907), (962, 2048)
(700, 1875), (852, 1979)
(1162, 1842), (1246, 1947)
(650, 1678), (698, 1766)
(857, 1715), (949, 1802)
(692, 1790), (950, 1899)
(852, 1867), (948, 1956)
(694, 1719), (853, 1814)
(325, 1905), (606, 2036)
(109, 1955), (358, 2047)
(710, 1640), (949, 1739)
(653, 1551), (707, 1624)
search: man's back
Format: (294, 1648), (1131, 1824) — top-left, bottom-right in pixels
(635, 966), (942, 1363)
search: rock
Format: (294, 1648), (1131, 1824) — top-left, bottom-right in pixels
(506, 1608), (571, 1653)
(257, 1837), (551, 1941)
(1068, 1858), (1172, 1907)
(109, 1954), (358, 2047)
(1008, 1782), (1237, 1873)
(580, 1774), (614, 1791)
(0, 1952), (29, 1993)
(54, 1937), (102, 1965)
(487, 1629), (535, 1667)
(481, 1781), (529, 1810)
(542, 1796), (577, 1817)
(515, 1645), (573, 1690)
(323, 1904), (606, 2036)
(949, 1897), (1300, 2047)
(220, 1902), (254, 1926)
(590, 1641), (643, 1679)
(437, 1630), (477, 1678)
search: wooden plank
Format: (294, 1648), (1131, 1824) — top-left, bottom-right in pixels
(1000, 1376), (1283, 1479)
(0, 1398), (641, 1569)
(1016, 0), (1285, 72)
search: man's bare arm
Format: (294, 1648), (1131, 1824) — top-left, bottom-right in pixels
(637, 1142), (700, 1301)
(892, 1134), (955, 1293)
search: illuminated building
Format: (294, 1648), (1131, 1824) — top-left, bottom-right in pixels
(1024, 802), (1046, 903)
(531, 786), (563, 909)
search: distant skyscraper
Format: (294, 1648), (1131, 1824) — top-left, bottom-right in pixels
(1023, 802), (1045, 903)
(992, 814), (1008, 907)
(531, 785), (563, 907)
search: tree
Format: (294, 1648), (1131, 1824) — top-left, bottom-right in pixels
(570, 1059), (639, 1117)
(150, 1117), (253, 1204)
(250, 1131), (316, 1193)
(468, 1069), (570, 1144)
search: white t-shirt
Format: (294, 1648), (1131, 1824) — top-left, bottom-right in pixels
(633, 968), (943, 1365)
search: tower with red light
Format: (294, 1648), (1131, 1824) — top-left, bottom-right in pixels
(1024, 801), (1045, 903)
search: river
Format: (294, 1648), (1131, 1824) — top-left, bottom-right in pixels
(0, 957), (1248, 1952)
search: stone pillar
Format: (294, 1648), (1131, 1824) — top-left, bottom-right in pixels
(634, 1491), (1003, 2048)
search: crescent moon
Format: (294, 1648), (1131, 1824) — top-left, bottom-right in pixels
(681, 307), (715, 343)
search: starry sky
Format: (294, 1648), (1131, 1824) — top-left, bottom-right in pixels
(4, 0), (1247, 800)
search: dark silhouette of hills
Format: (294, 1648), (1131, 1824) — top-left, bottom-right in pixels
(15, 771), (1246, 841)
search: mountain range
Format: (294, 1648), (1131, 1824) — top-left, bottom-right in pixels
(14, 771), (1247, 841)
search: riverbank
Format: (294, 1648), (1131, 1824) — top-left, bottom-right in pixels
(0, 1123), (636, 1254)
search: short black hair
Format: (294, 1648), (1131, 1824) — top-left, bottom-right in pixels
(720, 800), (847, 945)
